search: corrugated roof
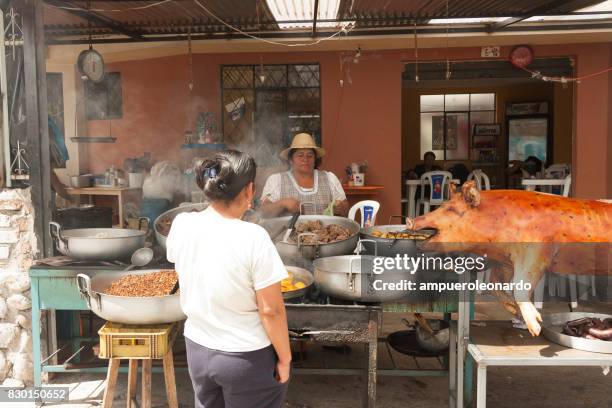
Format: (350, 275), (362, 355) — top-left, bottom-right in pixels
(42, 0), (609, 43)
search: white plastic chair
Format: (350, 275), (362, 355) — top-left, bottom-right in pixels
(416, 171), (452, 216)
(348, 200), (380, 228)
(467, 169), (491, 190)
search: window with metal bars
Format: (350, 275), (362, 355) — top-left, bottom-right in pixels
(221, 64), (321, 165)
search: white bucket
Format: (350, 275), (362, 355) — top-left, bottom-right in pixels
(128, 172), (144, 188)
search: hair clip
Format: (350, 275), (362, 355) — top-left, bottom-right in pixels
(203, 167), (218, 178)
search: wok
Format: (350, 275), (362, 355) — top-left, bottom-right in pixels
(313, 255), (420, 302)
(76, 270), (185, 324)
(49, 221), (147, 261)
(260, 215), (360, 261)
(283, 266), (314, 300)
(155, 202), (208, 249)
(359, 224), (437, 258)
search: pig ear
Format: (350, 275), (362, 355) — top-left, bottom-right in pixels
(461, 181), (481, 207)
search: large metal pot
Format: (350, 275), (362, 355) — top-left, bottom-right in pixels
(313, 255), (420, 302)
(261, 215), (360, 262)
(155, 203), (208, 249)
(359, 225), (437, 257)
(49, 222), (146, 261)
(76, 270), (185, 324)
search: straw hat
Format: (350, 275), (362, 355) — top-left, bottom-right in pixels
(279, 133), (326, 160)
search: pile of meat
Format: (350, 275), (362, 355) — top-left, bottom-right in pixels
(156, 209), (200, 236)
(289, 221), (351, 245)
(562, 317), (612, 341)
(105, 270), (178, 297)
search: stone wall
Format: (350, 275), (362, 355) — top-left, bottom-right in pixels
(0, 188), (37, 386)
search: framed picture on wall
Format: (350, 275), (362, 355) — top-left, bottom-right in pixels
(473, 123), (500, 136)
(506, 102), (548, 116)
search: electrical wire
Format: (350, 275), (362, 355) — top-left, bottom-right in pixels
(520, 65), (612, 83)
(192, 0), (354, 47)
(47, 0), (173, 13)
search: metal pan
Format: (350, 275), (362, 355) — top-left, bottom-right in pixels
(76, 270), (185, 324)
(283, 266), (314, 300)
(49, 222), (147, 261)
(542, 312), (612, 354)
(360, 224), (437, 258)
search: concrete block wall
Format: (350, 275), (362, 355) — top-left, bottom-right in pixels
(0, 188), (37, 386)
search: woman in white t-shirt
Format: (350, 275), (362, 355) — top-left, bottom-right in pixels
(260, 133), (348, 217)
(167, 150), (291, 408)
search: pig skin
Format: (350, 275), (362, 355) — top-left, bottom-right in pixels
(412, 181), (612, 336)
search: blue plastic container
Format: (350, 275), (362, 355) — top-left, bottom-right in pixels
(141, 198), (171, 228)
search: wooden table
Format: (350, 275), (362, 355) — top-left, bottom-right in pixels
(65, 187), (142, 228)
(405, 179), (460, 219)
(468, 321), (612, 408)
(342, 185), (384, 196)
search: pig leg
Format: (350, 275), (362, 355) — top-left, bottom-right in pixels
(488, 264), (521, 317)
(511, 245), (552, 336)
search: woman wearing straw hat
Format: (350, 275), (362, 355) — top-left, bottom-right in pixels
(260, 133), (348, 217)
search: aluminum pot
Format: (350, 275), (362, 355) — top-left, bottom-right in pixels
(261, 215), (360, 261)
(313, 255), (420, 302)
(76, 270), (185, 324)
(155, 202), (208, 249)
(359, 225), (437, 258)
(49, 222), (147, 261)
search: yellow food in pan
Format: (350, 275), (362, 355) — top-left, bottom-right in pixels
(281, 272), (307, 292)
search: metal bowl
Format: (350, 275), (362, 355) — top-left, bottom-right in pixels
(77, 270), (185, 325)
(283, 266), (314, 300)
(542, 312), (612, 354)
(155, 202), (208, 249)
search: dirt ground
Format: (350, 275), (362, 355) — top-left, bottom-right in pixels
(24, 300), (612, 408)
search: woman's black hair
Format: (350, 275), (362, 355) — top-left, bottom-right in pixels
(195, 150), (256, 203)
(288, 148), (322, 169)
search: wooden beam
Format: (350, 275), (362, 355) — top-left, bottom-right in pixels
(312, 0), (319, 37)
(22, 0), (53, 256)
(45, 0), (145, 39)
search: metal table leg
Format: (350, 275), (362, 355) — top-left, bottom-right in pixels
(366, 318), (378, 408)
(476, 365), (487, 408)
(31, 276), (42, 386)
(448, 321), (457, 408)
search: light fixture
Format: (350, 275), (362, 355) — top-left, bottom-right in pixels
(258, 56), (266, 84)
(352, 47), (361, 64)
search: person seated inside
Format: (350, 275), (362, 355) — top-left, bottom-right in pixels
(259, 133), (348, 217)
(408, 151), (442, 180)
(507, 156), (543, 189)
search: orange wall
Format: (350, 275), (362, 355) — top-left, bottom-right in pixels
(86, 42), (612, 222)
(87, 51), (403, 221)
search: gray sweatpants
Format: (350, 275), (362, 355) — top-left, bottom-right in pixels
(185, 337), (288, 408)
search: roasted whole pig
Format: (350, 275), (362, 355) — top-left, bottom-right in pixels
(412, 181), (612, 336)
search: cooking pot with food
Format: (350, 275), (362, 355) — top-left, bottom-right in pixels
(359, 222), (437, 258)
(155, 202), (208, 250)
(49, 221), (147, 261)
(260, 215), (360, 262)
(76, 270), (185, 324)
